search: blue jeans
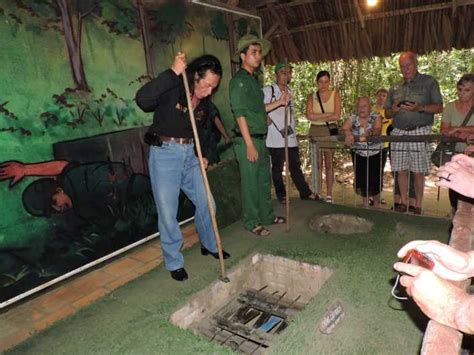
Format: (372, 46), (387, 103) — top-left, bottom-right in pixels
(148, 142), (217, 271)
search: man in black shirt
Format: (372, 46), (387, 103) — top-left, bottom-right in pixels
(136, 52), (230, 281)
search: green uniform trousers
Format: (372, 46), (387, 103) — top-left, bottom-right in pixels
(234, 137), (275, 230)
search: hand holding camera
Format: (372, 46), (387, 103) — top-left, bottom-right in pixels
(279, 91), (291, 107)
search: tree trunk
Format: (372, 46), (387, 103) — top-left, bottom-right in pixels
(224, 12), (238, 76)
(55, 0), (90, 91)
(137, 0), (155, 79)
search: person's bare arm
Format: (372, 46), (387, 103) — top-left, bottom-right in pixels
(305, 93), (334, 122)
(441, 122), (452, 135)
(371, 115), (382, 136)
(331, 91), (342, 121)
(0, 160), (69, 187)
(401, 101), (443, 114)
(265, 91), (290, 113)
(385, 102), (401, 119)
(213, 117), (231, 144)
(396, 263), (474, 334)
(396, 240), (474, 281)
(236, 117), (258, 162)
(341, 118), (354, 146)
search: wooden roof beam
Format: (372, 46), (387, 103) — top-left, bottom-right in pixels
(353, 0), (366, 29)
(273, 1), (474, 37)
(267, 2), (300, 61)
(264, 22), (280, 39)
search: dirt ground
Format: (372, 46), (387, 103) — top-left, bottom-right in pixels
(283, 153), (452, 219)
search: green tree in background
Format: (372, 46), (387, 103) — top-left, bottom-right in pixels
(7, 0), (143, 92)
(266, 48), (473, 134)
(149, 3), (193, 56)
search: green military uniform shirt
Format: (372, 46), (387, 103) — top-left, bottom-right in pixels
(229, 68), (267, 134)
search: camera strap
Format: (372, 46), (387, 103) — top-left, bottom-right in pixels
(268, 84), (292, 132)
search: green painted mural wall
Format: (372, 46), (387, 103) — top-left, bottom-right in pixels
(0, 0), (260, 305)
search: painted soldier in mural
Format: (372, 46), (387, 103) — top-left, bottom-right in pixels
(135, 52), (230, 282)
(0, 160), (156, 234)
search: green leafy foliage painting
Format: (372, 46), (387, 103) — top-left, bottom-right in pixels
(0, 1), (248, 305)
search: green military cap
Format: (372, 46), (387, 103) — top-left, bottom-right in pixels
(232, 34), (271, 63)
(274, 63), (292, 73)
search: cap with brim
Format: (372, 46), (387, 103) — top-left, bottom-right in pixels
(22, 178), (57, 217)
(275, 63), (292, 73)
(232, 34), (272, 63)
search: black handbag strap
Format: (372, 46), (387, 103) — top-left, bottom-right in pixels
(316, 91), (325, 113)
(460, 106), (474, 127)
(317, 90), (336, 130)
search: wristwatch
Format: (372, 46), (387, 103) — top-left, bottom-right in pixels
(418, 105), (425, 113)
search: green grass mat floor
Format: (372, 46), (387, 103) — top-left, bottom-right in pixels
(8, 200), (450, 354)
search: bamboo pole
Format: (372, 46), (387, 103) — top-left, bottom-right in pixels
(181, 69), (229, 283)
(282, 58), (290, 232)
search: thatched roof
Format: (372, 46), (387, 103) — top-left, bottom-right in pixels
(214, 0), (474, 63)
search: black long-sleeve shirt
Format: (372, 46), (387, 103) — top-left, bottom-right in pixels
(135, 69), (209, 138)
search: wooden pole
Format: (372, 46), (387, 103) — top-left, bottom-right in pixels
(181, 70), (229, 283)
(284, 58), (290, 232)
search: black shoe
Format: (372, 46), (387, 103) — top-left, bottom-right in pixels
(170, 268), (188, 281)
(201, 247), (231, 259)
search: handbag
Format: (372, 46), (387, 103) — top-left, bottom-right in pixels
(431, 106), (473, 167)
(316, 91), (338, 136)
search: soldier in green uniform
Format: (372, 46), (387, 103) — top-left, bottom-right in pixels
(229, 35), (286, 236)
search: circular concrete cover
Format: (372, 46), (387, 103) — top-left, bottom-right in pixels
(309, 214), (373, 234)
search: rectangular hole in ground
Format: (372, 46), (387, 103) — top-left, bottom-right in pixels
(170, 254), (333, 354)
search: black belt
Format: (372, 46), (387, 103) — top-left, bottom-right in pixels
(144, 132), (193, 146)
(234, 132), (267, 139)
(399, 125), (429, 131)
(160, 136), (193, 144)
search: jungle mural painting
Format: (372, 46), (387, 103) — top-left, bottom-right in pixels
(0, 0), (261, 305)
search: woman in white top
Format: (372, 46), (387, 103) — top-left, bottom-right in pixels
(306, 71), (342, 202)
(341, 96), (382, 207)
(440, 73), (474, 210)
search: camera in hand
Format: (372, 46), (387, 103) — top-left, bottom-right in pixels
(279, 125), (294, 138)
(397, 100), (416, 107)
(402, 249), (434, 270)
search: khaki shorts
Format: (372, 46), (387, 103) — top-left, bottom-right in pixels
(309, 125), (336, 150)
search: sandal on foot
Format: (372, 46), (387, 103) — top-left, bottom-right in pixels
(272, 216), (286, 224)
(302, 193), (320, 201)
(395, 203), (407, 213)
(250, 225), (271, 237)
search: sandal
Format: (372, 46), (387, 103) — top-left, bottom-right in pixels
(272, 216), (286, 224)
(302, 193), (320, 201)
(395, 203), (407, 213)
(250, 225), (271, 237)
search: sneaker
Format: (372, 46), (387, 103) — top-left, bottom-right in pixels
(325, 196), (333, 203)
